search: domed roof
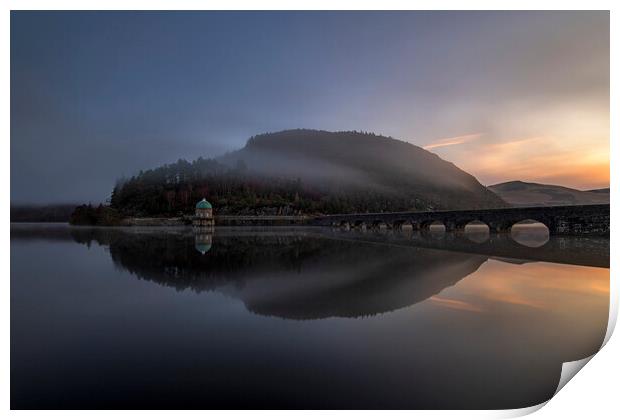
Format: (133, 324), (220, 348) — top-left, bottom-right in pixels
(195, 242), (212, 255)
(196, 198), (212, 209)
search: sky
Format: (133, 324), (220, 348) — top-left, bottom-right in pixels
(11, 11), (609, 204)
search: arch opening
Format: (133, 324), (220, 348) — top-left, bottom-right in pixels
(400, 221), (415, 230)
(422, 220), (446, 233)
(463, 220), (490, 243)
(353, 220), (366, 229)
(392, 220), (406, 230)
(370, 220), (390, 230)
(511, 219), (549, 247)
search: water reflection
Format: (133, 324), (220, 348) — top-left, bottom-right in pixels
(10, 224), (610, 409)
(327, 227), (608, 268)
(10, 224), (610, 319)
(13, 226), (486, 319)
(511, 222), (550, 247)
(464, 225), (490, 244)
(194, 229), (213, 255)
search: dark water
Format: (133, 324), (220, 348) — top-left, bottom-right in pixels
(10, 224), (609, 409)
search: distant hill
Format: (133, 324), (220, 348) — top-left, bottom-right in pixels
(587, 188), (610, 194)
(110, 129), (506, 216)
(488, 181), (610, 207)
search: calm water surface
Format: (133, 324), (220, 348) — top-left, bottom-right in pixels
(10, 224), (609, 409)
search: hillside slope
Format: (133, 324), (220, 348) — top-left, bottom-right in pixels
(111, 129), (506, 216)
(220, 130), (506, 211)
(488, 181), (609, 207)
(587, 188), (610, 194)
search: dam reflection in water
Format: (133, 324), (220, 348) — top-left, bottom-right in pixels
(10, 225), (609, 409)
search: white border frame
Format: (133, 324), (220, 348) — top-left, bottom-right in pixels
(3, 2), (617, 419)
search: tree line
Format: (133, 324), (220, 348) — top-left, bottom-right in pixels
(107, 156), (432, 218)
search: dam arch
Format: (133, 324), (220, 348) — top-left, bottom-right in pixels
(511, 219), (550, 247)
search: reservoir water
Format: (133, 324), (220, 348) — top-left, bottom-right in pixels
(10, 224), (609, 409)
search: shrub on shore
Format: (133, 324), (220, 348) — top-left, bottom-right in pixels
(69, 204), (122, 226)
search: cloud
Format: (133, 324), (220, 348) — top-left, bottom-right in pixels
(422, 133), (483, 150)
(430, 130), (609, 190)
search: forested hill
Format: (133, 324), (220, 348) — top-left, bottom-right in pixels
(110, 129), (506, 216)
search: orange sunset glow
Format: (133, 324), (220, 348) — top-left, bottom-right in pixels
(423, 133), (609, 190)
(430, 259), (609, 314)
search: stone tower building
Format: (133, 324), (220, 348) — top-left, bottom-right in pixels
(193, 198), (214, 227)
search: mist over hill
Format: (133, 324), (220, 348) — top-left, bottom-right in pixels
(110, 130), (506, 216)
(489, 181), (610, 207)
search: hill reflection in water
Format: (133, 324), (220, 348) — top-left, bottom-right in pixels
(10, 224), (609, 409)
(114, 231), (489, 319)
(11, 224), (609, 319)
